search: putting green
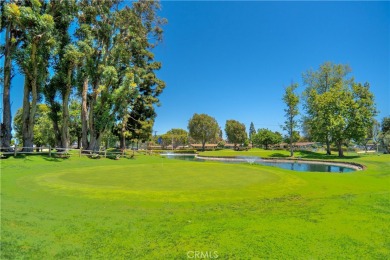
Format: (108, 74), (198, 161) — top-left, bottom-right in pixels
(22, 159), (306, 202)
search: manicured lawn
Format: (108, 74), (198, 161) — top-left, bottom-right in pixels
(1, 151), (389, 259)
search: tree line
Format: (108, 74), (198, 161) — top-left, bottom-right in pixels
(157, 62), (387, 157)
(1, 0), (165, 151)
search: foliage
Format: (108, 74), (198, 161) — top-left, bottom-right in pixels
(5, 1), (57, 150)
(252, 128), (283, 149)
(303, 62), (353, 155)
(69, 99), (82, 147)
(380, 117), (390, 153)
(217, 140), (226, 148)
(225, 120), (247, 148)
(283, 131), (300, 144)
(161, 128), (188, 149)
(188, 113), (220, 151)
(13, 104), (56, 147)
(381, 117), (390, 133)
(249, 122), (256, 140)
(303, 62), (377, 157)
(282, 83), (300, 156)
(4, 1), (166, 151)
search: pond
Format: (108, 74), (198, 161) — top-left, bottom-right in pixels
(161, 154), (357, 173)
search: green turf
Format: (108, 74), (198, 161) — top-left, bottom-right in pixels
(1, 151), (389, 259)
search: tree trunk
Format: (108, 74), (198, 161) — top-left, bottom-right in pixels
(61, 69), (72, 149)
(120, 129), (126, 149)
(53, 119), (62, 147)
(325, 138), (331, 155)
(22, 43), (39, 152)
(1, 25), (13, 150)
(77, 136), (81, 149)
(337, 141), (344, 157)
(61, 92), (70, 149)
(22, 81), (33, 151)
(202, 140), (206, 151)
(46, 98), (62, 147)
(289, 126), (294, 157)
(81, 77), (89, 149)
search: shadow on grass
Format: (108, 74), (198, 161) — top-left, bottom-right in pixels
(42, 156), (68, 162)
(298, 150), (360, 160)
(269, 153), (289, 158)
(11, 154), (34, 162)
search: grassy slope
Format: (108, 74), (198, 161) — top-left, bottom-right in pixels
(1, 151), (389, 259)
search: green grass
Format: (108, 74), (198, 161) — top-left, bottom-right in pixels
(1, 150), (389, 259)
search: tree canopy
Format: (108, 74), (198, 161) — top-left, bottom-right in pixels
(303, 62), (376, 157)
(252, 128), (282, 150)
(161, 128), (188, 149)
(282, 83), (299, 156)
(2, 0), (166, 151)
(225, 120), (247, 149)
(188, 113), (220, 151)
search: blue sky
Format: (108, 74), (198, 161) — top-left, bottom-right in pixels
(4, 1), (390, 137)
(152, 1), (390, 136)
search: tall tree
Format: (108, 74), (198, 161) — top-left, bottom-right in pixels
(303, 62), (353, 155)
(304, 63), (377, 157)
(188, 113), (219, 151)
(1, 1), (22, 150)
(5, 1), (56, 151)
(249, 122), (256, 141)
(69, 99), (82, 149)
(60, 44), (82, 148)
(76, 0), (165, 151)
(282, 83), (299, 157)
(225, 119), (247, 149)
(45, 0), (77, 147)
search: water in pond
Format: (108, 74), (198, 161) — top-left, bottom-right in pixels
(161, 154), (356, 173)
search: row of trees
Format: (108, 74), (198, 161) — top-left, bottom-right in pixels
(282, 62), (379, 157)
(1, 0), (165, 151)
(156, 113), (282, 151)
(164, 62), (382, 157)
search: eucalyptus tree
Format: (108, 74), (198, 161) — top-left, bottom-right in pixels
(60, 45), (83, 148)
(282, 83), (299, 157)
(44, 0), (77, 147)
(1, 1), (23, 149)
(4, 1), (56, 150)
(225, 120), (247, 149)
(76, 0), (166, 151)
(188, 113), (220, 151)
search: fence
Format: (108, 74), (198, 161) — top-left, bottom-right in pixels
(0, 146), (135, 159)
